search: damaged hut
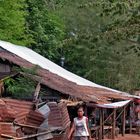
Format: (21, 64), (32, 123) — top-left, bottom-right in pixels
(0, 40), (139, 139)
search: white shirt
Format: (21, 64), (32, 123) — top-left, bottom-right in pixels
(74, 116), (89, 136)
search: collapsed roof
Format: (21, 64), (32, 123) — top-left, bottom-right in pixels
(0, 40), (135, 103)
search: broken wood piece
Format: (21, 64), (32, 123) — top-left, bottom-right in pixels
(33, 82), (41, 103)
(14, 122), (64, 132)
(16, 131), (52, 140)
(1, 134), (17, 139)
(1, 130), (52, 140)
(13, 122), (49, 131)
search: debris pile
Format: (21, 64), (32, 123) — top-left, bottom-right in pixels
(0, 98), (70, 140)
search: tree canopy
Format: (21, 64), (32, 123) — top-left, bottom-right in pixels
(0, 0), (140, 94)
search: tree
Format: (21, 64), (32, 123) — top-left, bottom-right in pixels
(47, 0), (140, 92)
(26, 0), (65, 60)
(0, 0), (31, 45)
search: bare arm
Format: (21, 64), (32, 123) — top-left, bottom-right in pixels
(68, 122), (75, 140)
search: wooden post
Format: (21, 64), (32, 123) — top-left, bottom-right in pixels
(102, 109), (104, 139)
(33, 82), (41, 102)
(112, 108), (116, 139)
(84, 105), (88, 116)
(129, 102), (134, 134)
(122, 106), (126, 136)
(94, 108), (97, 126)
(99, 109), (103, 140)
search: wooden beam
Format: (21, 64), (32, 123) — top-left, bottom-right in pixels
(129, 102), (134, 134)
(102, 109), (104, 139)
(122, 106), (126, 136)
(103, 111), (114, 124)
(13, 122), (64, 131)
(14, 122), (49, 131)
(1, 130), (52, 140)
(94, 107), (97, 126)
(99, 109), (103, 140)
(112, 109), (116, 139)
(84, 105), (88, 116)
(20, 72), (42, 82)
(33, 82), (41, 102)
(1, 134), (17, 139)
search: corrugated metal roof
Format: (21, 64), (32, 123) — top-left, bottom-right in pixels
(0, 41), (135, 103)
(0, 51), (132, 103)
(0, 40), (127, 93)
(92, 100), (131, 109)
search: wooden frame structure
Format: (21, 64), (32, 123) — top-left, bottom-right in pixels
(87, 100), (131, 140)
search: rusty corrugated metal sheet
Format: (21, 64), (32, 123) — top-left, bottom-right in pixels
(47, 102), (64, 127)
(2, 98), (33, 122)
(58, 102), (70, 128)
(0, 98), (70, 139)
(48, 102), (70, 140)
(0, 123), (17, 137)
(0, 52), (131, 103)
(26, 110), (45, 126)
(0, 99), (16, 122)
(2, 98), (33, 110)
(0, 98), (47, 139)
(47, 102), (70, 128)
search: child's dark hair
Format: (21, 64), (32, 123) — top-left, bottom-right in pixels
(76, 104), (84, 111)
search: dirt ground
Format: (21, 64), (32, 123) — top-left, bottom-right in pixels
(104, 134), (140, 140)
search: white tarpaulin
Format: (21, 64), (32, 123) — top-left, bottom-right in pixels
(95, 100), (131, 108)
(0, 40), (131, 95)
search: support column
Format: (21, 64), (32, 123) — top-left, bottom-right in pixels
(102, 109), (104, 139)
(129, 103), (133, 134)
(112, 108), (116, 139)
(33, 82), (41, 102)
(99, 109), (103, 140)
(122, 106), (126, 136)
(84, 105), (88, 116)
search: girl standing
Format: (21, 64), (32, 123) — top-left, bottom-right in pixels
(68, 105), (92, 140)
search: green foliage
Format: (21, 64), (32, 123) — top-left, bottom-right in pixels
(49, 0), (140, 92)
(4, 76), (36, 99)
(4, 66), (37, 99)
(13, 65), (39, 75)
(0, 0), (32, 45)
(26, 0), (65, 60)
(1, 0), (140, 94)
